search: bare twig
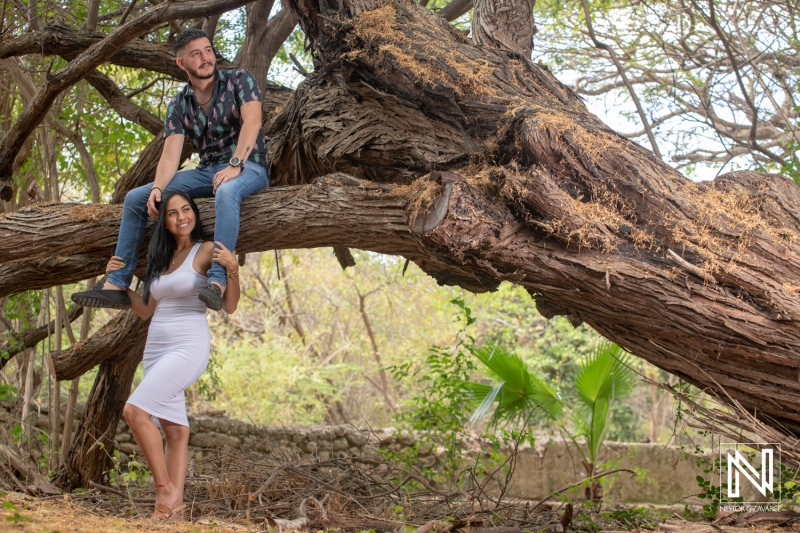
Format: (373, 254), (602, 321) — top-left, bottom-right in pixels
(530, 468), (638, 511)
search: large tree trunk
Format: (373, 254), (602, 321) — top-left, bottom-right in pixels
(51, 320), (147, 489)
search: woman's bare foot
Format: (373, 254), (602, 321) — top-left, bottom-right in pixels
(152, 480), (184, 521)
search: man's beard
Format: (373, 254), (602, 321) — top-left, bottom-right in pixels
(186, 62), (215, 79)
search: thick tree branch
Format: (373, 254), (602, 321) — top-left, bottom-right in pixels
(0, 24), (186, 79)
(53, 310), (150, 381)
(84, 0), (102, 31)
(85, 69), (163, 135)
(9, 166), (800, 439)
(52, 322), (147, 489)
(0, 305), (83, 370)
(270, 0), (800, 438)
(437, 0), (473, 21)
(237, 0), (278, 89)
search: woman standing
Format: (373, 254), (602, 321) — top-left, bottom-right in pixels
(107, 190), (240, 522)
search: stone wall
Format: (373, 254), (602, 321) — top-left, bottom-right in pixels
(4, 402), (703, 504)
(117, 413), (703, 504)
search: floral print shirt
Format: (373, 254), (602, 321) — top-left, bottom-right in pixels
(164, 69), (267, 169)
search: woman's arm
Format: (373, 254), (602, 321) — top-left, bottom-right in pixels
(106, 256), (157, 320)
(212, 241), (241, 314)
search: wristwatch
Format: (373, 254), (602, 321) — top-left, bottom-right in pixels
(229, 156), (243, 168)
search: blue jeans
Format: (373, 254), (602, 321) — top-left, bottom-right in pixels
(108, 162), (269, 289)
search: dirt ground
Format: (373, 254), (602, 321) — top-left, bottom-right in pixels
(3, 491), (800, 533)
(0, 492), (254, 533)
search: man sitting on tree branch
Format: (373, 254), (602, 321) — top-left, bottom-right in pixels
(73, 28), (269, 311)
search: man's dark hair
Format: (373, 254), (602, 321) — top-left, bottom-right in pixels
(173, 28), (210, 55)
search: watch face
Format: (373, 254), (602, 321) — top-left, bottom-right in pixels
(230, 157), (241, 167)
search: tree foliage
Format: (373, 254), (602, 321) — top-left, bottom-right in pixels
(536, 0), (800, 174)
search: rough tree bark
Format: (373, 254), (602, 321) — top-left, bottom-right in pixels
(52, 311), (151, 381)
(473, 0), (536, 56)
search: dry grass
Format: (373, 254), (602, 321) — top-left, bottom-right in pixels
(0, 492), (244, 533)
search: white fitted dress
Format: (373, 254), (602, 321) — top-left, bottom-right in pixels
(126, 242), (210, 427)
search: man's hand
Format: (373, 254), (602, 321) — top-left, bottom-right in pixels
(213, 165), (242, 194)
(147, 187), (162, 220)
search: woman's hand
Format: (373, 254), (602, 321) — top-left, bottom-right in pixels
(212, 242), (237, 271)
(106, 256), (126, 276)
(105, 256), (156, 320)
(213, 242), (241, 314)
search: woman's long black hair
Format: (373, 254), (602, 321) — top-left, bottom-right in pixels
(142, 190), (206, 303)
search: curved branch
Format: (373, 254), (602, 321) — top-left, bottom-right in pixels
(0, 305), (83, 370)
(437, 0), (473, 21)
(53, 309), (150, 381)
(0, 24), (186, 78)
(85, 69), (163, 135)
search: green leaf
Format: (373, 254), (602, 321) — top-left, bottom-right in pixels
(573, 341), (636, 463)
(464, 342), (562, 428)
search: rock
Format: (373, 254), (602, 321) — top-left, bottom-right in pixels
(119, 442), (139, 455)
(253, 438), (274, 453)
(398, 432), (414, 446)
(377, 431), (394, 445)
(198, 417), (217, 431)
(420, 455), (437, 467)
(189, 432), (240, 448)
(216, 418), (231, 434)
(345, 428), (368, 447)
(332, 438), (348, 451)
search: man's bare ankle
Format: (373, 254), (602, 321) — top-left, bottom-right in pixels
(211, 282), (226, 295)
(102, 281), (124, 291)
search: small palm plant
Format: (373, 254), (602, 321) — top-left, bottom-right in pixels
(570, 341), (636, 500)
(462, 343), (562, 428)
(465, 340), (636, 501)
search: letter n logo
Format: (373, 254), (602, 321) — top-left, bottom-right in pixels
(721, 443), (780, 504)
